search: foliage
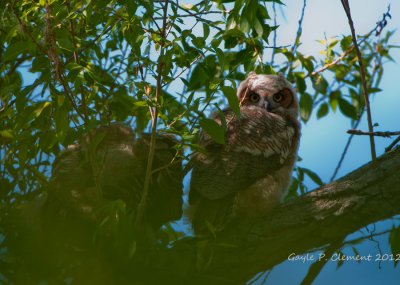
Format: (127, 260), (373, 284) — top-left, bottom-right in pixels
(0, 0), (398, 284)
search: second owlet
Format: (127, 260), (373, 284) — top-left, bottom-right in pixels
(189, 72), (301, 234)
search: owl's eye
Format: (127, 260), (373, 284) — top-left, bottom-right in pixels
(273, 91), (285, 103)
(248, 92), (260, 103)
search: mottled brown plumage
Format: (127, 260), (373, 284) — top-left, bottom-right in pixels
(189, 72), (301, 234)
(46, 124), (183, 231)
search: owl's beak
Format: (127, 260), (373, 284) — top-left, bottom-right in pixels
(263, 101), (270, 111)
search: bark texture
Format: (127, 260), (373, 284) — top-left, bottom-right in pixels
(155, 147), (400, 284)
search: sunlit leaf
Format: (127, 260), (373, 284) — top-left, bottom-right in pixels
(0, 130), (14, 139)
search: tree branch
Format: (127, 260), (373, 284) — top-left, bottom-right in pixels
(310, 5), (391, 78)
(347, 129), (400, 137)
(135, 0), (169, 230)
(340, 0), (376, 160)
(153, 148), (400, 284)
(386, 136), (400, 153)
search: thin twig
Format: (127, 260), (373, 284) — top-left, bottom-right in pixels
(66, 1), (88, 120)
(153, 10), (225, 20)
(135, 0), (170, 230)
(340, 0), (376, 161)
(347, 129), (400, 137)
(311, 47), (354, 76)
(330, 113), (363, 182)
(285, 0), (307, 75)
(162, 54), (203, 88)
(292, 0), (307, 55)
(65, 19), (122, 64)
(310, 5), (391, 77)
(44, 1), (85, 121)
(270, 2), (278, 65)
(385, 136), (400, 153)
(343, 228), (392, 247)
(300, 238), (344, 285)
(188, 61), (242, 133)
(330, 15), (387, 182)
(168, 1), (223, 31)
(11, 5), (48, 55)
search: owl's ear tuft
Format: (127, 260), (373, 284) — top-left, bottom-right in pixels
(277, 72), (286, 79)
(248, 71), (257, 78)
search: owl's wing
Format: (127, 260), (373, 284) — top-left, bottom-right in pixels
(189, 106), (295, 203)
(46, 144), (99, 221)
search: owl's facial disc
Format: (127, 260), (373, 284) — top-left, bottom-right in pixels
(246, 91), (271, 110)
(271, 88), (294, 109)
(263, 88), (295, 116)
(237, 73), (299, 119)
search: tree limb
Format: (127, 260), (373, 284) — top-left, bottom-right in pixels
(154, 148), (400, 284)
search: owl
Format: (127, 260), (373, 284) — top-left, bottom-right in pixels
(189, 72), (301, 235)
(45, 124), (183, 232)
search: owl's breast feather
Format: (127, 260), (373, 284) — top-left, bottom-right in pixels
(234, 163), (294, 217)
(229, 107), (297, 163)
(227, 106), (299, 217)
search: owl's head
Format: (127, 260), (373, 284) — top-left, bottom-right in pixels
(237, 72), (299, 120)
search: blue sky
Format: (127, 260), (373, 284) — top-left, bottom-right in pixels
(282, 0), (400, 182)
(257, 1), (400, 284)
(169, 1), (400, 283)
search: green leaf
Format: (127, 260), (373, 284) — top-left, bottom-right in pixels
(351, 247), (361, 263)
(299, 93), (313, 122)
(133, 101), (149, 107)
(239, 16), (250, 33)
(298, 52), (315, 73)
(334, 64), (350, 81)
(128, 240), (137, 259)
(3, 41), (34, 61)
(191, 36), (206, 49)
(368, 87), (382, 94)
(33, 102), (52, 118)
(55, 106), (69, 141)
(0, 130), (14, 139)
(180, 3), (195, 10)
(223, 28), (245, 49)
(340, 36), (353, 51)
(253, 18), (263, 36)
(302, 167), (324, 186)
(200, 118), (225, 144)
(329, 90), (341, 112)
(221, 86), (240, 117)
(312, 75), (328, 95)
(336, 251), (345, 268)
(338, 98), (357, 119)
(203, 23), (210, 39)
(328, 39), (339, 49)
(294, 73), (306, 93)
(317, 103), (329, 119)
(389, 226), (400, 267)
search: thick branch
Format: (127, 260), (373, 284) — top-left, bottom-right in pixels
(155, 148), (400, 284)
